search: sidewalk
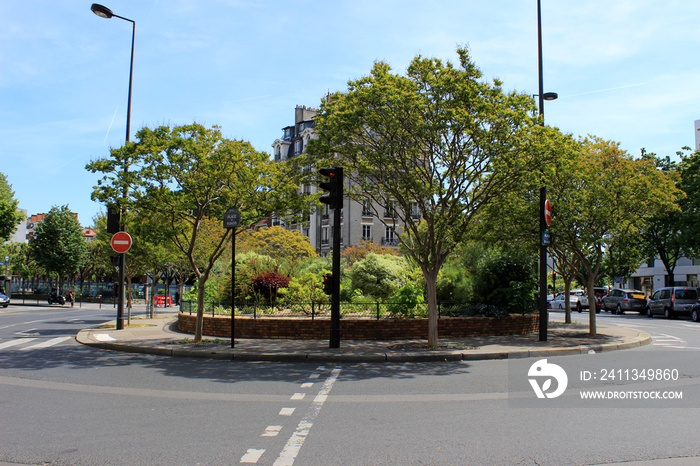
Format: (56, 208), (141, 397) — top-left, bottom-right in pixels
(75, 311), (651, 363)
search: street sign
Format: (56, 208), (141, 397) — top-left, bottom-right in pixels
(223, 207), (240, 229)
(544, 199), (552, 227)
(541, 227), (552, 247)
(111, 231), (132, 254)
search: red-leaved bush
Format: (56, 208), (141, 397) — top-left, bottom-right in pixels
(252, 271), (290, 303)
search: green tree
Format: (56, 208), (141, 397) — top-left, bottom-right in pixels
(237, 226), (317, 264)
(29, 206), (88, 288)
(550, 137), (681, 334)
(305, 48), (543, 346)
(0, 173), (24, 242)
(88, 123), (304, 343)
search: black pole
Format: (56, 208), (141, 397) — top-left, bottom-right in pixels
(537, 0), (548, 341)
(329, 205), (341, 348)
(539, 188), (548, 341)
(231, 231), (236, 348)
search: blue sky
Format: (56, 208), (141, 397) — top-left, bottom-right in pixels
(2, 0), (699, 227)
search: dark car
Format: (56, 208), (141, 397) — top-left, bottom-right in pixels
(646, 286), (699, 319)
(601, 288), (647, 315)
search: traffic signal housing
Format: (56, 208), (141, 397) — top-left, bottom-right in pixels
(323, 273), (334, 295)
(319, 167), (343, 210)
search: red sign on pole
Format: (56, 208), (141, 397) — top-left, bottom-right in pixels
(544, 199), (552, 227)
(111, 232), (132, 254)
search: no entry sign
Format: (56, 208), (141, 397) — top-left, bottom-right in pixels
(111, 231), (132, 254)
(544, 199), (552, 227)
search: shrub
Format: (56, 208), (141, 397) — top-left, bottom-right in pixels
(471, 248), (536, 314)
(252, 271), (290, 304)
(387, 283), (426, 318)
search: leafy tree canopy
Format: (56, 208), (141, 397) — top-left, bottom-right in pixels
(237, 226), (317, 264)
(29, 205), (88, 279)
(0, 172), (24, 242)
(304, 48), (545, 345)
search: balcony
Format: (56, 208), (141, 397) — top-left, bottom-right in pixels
(381, 238), (399, 247)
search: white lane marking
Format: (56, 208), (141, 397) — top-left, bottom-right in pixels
(301, 382), (313, 388)
(20, 336), (71, 351)
(262, 425), (282, 437)
(279, 408), (295, 416)
(15, 329), (40, 337)
(94, 334), (117, 342)
(290, 393), (305, 401)
(0, 338), (37, 350)
(309, 373), (320, 379)
(240, 448), (265, 463)
(273, 368), (341, 466)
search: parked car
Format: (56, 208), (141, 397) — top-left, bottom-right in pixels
(690, 303), (699, 323)
(0, 292), (8, 307)
(646, 286), (699, 319)
(578, 287), (607, 312)
(550, 290), (584, 311)
(601, 288), (647, 314)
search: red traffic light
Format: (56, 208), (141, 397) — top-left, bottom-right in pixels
(319, 167), (343, 210)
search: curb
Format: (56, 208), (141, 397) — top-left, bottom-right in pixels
(76, 328), (652, 363)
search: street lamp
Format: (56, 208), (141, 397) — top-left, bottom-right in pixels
(91, 3), (135, 331)
(537, 0), (557, 342)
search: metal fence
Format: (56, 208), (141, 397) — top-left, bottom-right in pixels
(179, 300), (524, 319)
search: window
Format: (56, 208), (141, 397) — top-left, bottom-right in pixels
(362, 201), (373, 217)
(362, 225), (372, 241)
(382, 227), (398, 246)
(384, 201), (396, 218)
(321, 227), (329, 245)
(411, 202), (420, 220)
(294, 139), (303, 155)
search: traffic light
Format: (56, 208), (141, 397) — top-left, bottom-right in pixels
(319, 167), (343, 210)
(323, 273), (334, 295)
(552, 271), (557, 286)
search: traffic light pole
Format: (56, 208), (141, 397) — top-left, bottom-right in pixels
(329, 204), (341, 348)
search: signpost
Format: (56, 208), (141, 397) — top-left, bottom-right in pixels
(224, 207), (240, 348)
(110, 232), (132, 330)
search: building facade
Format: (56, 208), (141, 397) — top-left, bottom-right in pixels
(271, 105), (412, 254)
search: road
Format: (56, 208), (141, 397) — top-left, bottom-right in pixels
(1, 304), (699, 465)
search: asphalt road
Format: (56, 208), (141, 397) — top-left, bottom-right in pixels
(1, 304), (699, 466)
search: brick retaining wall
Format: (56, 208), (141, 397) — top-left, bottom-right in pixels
(178, 313), (539, 340)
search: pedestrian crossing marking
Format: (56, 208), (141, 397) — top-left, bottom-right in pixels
(0, 338), (37, 350)
(19, 336), (71, 351)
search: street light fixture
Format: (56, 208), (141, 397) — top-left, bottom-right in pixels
(91, 3), (135, 331)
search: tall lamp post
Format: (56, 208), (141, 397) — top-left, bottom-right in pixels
(537, 0), (557, 341)
(91, 3), (135, 331)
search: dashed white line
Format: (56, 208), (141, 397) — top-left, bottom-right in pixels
(240, 448), (266, 463)
(290, 393), (305, 401)
(279, 407), (295, 416)
(301, 382), (313, 388)
(273, 368), (341, 466)
(262, 425), (282, 437)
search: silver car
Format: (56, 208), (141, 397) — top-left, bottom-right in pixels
(646, 287), (699, 319)
(550, 290), (584, 311)
(601, 288), (647, 315)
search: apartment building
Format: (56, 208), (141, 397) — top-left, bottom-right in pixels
(271, 105), (413, 254)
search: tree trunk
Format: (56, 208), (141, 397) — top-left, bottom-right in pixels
(424, 268), (439, 347)
(563, 279), (572, 324)
(195, 274), (206, 344)
(587, 277), (597, 336)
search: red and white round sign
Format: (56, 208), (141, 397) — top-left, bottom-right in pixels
(111, 231), (132, 254)
(544, 199), (552, 227)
